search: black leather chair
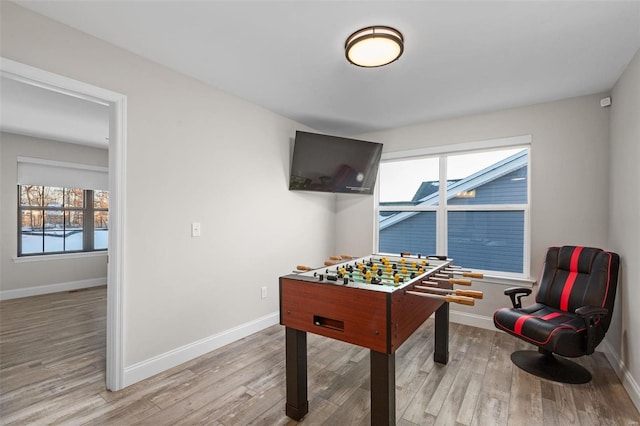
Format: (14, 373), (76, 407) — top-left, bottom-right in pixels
(493, 246), (620, 384)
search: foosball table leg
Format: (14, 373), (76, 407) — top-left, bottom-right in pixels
(434, 302), (450, 364)
(370, 350), (396, 426)
(285, 327), (308, 420)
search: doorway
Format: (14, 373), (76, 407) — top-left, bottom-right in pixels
(0, 57), (126, 390)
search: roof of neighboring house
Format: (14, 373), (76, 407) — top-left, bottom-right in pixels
(411, 179), (460, 202)
(380, 149), (528, 230)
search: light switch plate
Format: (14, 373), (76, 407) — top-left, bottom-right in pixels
(191, 222), (201, 237)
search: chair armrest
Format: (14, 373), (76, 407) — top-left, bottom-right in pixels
(575, 305), (608, 355)
(504, 287), (532, 309)
(575, 305), (608, 319)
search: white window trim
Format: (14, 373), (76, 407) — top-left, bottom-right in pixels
(381, 134), (532, 161)
(379, 205), (438, 212)
(374, 134), (532, 278)
(445, 204), (528, 211)
(13, 250), (107, 263)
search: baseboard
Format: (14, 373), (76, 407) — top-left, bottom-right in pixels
(601, 339), (640, 413)
(450, 310), (496, 331)
(123, 310), (487, 389)
(0, 277), (106, 300)
(123, 311), (280, 388)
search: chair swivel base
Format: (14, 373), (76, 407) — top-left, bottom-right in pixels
(510, 350), (592, 384)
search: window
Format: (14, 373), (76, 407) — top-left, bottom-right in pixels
(377, 142), (529, 275)
(18, 185), (109, 256)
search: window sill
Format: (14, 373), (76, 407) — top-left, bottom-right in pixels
(479, 273), (536, 288)
(13, 251), (107, 263)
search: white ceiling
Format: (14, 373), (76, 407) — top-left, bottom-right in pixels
(0, 76), (110, 148)
(2, 1), (640, 145)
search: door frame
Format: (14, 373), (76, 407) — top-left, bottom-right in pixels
(1, 57), (127, 390)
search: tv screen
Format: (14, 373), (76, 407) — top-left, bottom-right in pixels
(289, 131), (383, 194)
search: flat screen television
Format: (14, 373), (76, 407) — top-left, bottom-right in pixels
(289, 131), (383, 194)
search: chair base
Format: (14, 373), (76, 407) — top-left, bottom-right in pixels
(510, 350), (592, 384)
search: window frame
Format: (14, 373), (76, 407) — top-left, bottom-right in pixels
(17, 185), (109, 257)
(375, 135), (531, 277)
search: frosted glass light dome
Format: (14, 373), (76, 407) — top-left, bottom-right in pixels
(345, 26), (404, 67)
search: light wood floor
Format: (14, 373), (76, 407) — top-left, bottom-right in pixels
(1, 286), (639, 425)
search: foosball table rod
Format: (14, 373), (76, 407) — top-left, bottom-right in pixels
(296, 265), (312, 271)
(414, 285), (483, 299)
(428, 277), (473, 286)
(296, 254), (356, 270)
(329, 255), (354, 260)
(444, 269), (484, 279)
(405, 290), (475, 306)
(325, 254), (357, 266)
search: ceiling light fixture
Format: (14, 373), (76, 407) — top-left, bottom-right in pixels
(345, 26), (404, 68)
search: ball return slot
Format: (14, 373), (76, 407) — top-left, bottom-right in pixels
(313, 315), (344, 332)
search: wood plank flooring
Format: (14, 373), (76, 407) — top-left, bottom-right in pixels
(1, 286), (639, 425)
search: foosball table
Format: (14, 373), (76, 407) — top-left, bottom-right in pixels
(279, 253), (483, 425)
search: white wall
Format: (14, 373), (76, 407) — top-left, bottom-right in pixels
(608, 49), (640, 410)
(1, 3), (335, 374)
(0, 132), (3, 293)
(0, 132), (108, 297)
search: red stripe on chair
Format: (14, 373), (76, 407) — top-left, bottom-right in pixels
(601, 252), (612, 308)
(514, 315), (534, 335)
(513, 312), (561, 337)
(541, 312), (562, 321)
(560, 247), (583, 311)
(569, 247), (583, 272)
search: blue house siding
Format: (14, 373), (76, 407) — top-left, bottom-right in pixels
(379, 212), (436, 255)
(379, 150), (528, 273)
(449, 167), (527, 205)
(448, 211), (524, 273)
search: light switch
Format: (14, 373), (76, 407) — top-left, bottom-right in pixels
(191, 222), (201, 237)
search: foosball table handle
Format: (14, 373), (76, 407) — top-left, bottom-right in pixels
(455, 289), (484, 299)
(406, 290), (476, 306)
(449, 278), (473, 286)
(444, 295), (475, 306)
(462, 272), (484, 279)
